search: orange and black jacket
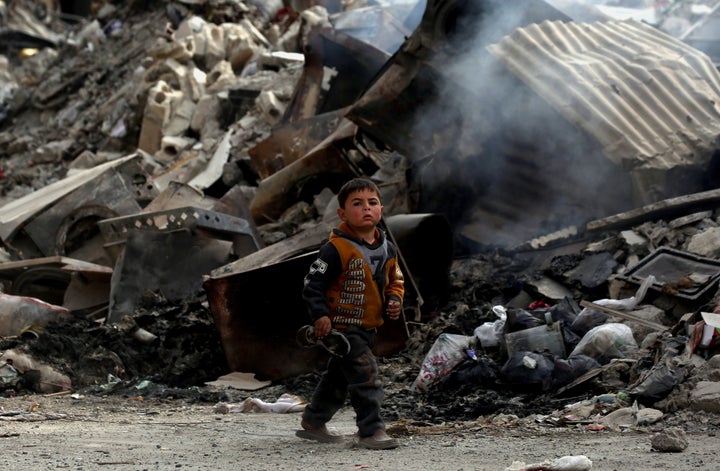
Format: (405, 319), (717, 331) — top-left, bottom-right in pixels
(302, 222), (404, 330)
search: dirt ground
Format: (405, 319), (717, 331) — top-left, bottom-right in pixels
(0, 394), (717, 471)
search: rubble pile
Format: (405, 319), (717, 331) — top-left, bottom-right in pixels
(1, 0), (720, 435)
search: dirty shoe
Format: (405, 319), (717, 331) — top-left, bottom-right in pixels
(357, 429), (399, 450)
(295, 325), (350, 357)
(295, 420), (344, 443)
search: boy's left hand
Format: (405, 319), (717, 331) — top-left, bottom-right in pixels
(386, 300), (401, 320)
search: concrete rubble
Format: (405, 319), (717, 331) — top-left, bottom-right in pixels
(0, 0), (719, 438)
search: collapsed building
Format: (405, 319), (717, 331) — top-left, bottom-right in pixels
(1, 0), (720, 423)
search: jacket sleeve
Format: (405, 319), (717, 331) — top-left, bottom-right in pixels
(384, 249), (405, 304)
(302, 242), (342, 322)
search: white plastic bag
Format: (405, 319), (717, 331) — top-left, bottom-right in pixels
(474, 305), (507, 348)
(569, 323), (638, 364)
(412, 333), (474, 393)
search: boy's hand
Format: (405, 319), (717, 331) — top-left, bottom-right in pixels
(386, 300), (401, 320)
(314, 316), (332, 338)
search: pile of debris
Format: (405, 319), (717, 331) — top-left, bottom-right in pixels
(2, 0), (720, 430)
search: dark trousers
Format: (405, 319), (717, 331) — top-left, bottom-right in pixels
(302, 326), (385, 438)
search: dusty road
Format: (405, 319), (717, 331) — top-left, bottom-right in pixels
(0, 394), (716, 471)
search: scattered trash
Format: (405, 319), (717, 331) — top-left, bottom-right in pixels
(505, 454), (593, 471)
(214, 393), (306, 413)
(412, 333), (475, 393)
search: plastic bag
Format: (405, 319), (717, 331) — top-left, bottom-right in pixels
(569, 323), (638, 364)
(412, 333), (475, 393)
(437, 356), (500, 391)
(498, 351), (555, 391)
(570, 275), (655, 337)
(474, 305), (507, 347)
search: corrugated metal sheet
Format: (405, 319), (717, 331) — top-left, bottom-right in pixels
(487, 19), (720, 171)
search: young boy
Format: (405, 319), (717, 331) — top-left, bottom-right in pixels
(296, 177), (404, 450)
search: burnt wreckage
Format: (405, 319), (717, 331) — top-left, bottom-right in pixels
(0, 0), (720, 420)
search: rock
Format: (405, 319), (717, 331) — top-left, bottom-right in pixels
(690, 381), (720, 413)
(650, 427), (688, 452)
(686, 227), (720, 258)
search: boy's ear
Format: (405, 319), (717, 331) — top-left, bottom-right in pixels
(337, 207), (345, 221)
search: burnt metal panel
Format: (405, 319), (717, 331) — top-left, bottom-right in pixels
(249, 119), (359, 223)
(248, 108), (349, 179)
(283, 27), (392, 123)
(0, 155), (157, 261)
(98, 207), (262, 324)
(106, 228), (233, 324)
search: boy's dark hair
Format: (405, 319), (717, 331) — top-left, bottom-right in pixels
(337, 178), (381, 208)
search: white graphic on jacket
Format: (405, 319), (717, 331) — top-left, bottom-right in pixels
(335, 257), (366, 326)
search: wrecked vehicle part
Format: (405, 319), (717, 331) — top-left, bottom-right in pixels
(98, 206), (261, 324)
(0, 155), (157, 262)
(105, 228), (233, 325)
(98, 206), (262, 261)
(204, 251), (335, 381)
(0, 256), (111, 311)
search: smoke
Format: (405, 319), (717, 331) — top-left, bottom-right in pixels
(409, 0), (633, 248)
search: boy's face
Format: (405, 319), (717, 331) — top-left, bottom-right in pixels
(337, 188), (383, 232)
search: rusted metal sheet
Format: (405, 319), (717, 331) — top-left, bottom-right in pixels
(204, 252), (329, 380)
(248, 108), (349, 179)
(249, 119), (359, 223)
(204, 251), (410, 380)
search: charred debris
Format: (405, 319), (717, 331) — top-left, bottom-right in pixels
(1, 0), (720, 425)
